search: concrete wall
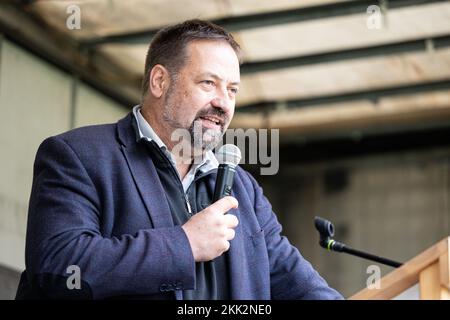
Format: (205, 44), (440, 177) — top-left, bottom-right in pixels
(74, 82), (129, 128)
(258, 147), (450, 298)
(0, 38), (127, 299)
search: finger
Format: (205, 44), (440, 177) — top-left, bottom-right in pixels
(207, 196), (238, 215)
(222, 240), (231, 253)
(225, 228), (236, 241)
(224, 214), (239, 228)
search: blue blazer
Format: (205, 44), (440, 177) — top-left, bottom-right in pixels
(16, 113), (342, 300)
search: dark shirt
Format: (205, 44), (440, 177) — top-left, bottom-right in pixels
(142, 140), (230, 300)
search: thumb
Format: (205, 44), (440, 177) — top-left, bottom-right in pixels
(208, 196), (239, 214)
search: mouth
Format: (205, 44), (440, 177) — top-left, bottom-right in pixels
(199, 115), (223, 129)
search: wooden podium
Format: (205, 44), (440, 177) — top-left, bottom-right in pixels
(350, 237), (450, 300)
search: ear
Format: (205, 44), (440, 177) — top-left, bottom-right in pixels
(149, 64), (169, 98)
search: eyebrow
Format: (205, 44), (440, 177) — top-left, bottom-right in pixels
(201, 72), (240, 86)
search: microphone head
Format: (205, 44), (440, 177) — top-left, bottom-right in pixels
(314, 216), (335, 249)
(314, 216), (335, 238)
(216, 144), (241, 168)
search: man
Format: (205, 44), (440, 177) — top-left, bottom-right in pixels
(16, 20), (342, 300)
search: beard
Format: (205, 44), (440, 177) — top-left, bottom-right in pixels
(189, 108), (227, 152)
(162, 84), (228, 152)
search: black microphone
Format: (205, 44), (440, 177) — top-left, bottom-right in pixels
(213, 144), (242, 202)
(314, 216), (403, 268)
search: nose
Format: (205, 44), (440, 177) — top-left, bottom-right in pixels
(211, 87), (233, 114)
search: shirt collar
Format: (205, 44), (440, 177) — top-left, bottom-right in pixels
(133, 105), (168, 150)
(132, 105), (218, 174)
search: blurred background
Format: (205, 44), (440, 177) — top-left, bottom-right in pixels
(1, 0), (450, 299)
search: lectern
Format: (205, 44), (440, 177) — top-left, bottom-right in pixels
(350, 237), (450, 300)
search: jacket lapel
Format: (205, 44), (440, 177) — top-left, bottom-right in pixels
(116, 113), (174, 228)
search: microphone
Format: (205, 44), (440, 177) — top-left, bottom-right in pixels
(314, 216), (403, 268)
(213, 144), (242, 202)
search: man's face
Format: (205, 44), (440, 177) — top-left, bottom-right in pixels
(161, 39), (240, 151)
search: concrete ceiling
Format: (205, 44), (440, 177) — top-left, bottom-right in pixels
(1, 0), (450, 141)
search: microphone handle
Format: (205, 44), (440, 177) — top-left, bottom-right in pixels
(213, 164), (236, 202)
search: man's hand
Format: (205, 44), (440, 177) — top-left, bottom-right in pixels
(182, 196), (239, 262)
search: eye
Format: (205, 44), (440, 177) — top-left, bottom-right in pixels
(229, 87), (239, 95)
(202, 80), (215, 86)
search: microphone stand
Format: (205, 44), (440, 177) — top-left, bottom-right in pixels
(315, 217), (403, 268)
